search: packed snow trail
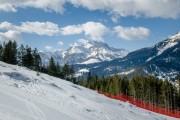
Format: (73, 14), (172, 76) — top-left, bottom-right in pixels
(0, 61), (178, 120)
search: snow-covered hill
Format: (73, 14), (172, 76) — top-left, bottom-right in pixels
(0, 61), (178, 120)
(40, 41), (128, 65)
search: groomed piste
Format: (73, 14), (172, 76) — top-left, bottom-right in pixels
(0, 61), (179, 120)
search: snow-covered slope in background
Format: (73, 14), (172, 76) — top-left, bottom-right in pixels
(40, 41), (128, 65)
(155, 31), (180, 56)
(0, 61), (178, 120)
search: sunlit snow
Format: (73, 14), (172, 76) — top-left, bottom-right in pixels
(0, 61), (178, 120)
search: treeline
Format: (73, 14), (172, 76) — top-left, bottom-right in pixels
(0, 40), (75, 82)
(78, 72), (180, 111)
(0, 40), (42, 70)
(47, 57), (75, 83)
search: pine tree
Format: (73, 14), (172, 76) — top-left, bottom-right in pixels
(77, 76), (86, 87)
(48, 57), (57, 76)
(63, 63), (70, 80)
(112, 73), (119, 95)
(120, 76), (129, 95)
(56, 62), (64, 78)
(22, 46), (33, 68)
(2, 41), (11, 63)
(0, 43), (3, 60)
(87, 72), (92, 83)
(32, 48), (42, 71)
(107, 76), (113, 94)
(2, 40), (17, 64)
(41, 64), (48, 73)
(11, 41), (17, 64)
(69, 65), (75, 80)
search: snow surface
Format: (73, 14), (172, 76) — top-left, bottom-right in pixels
(157, 32), (180, 56)
(157, 42), (177, 56)
(146, 56), (156, 62)
(78, 68), (89, 73)
(0, 61), (178, 120)
(146, 32), (179, 62)
(170, 31), (180, 40)
(81, 58), (100, 64)
(119, 69), (135, 75)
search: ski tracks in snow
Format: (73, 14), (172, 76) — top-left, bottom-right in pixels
(26, 97), (47, 120)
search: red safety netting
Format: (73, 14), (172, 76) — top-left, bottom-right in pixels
(98, 91), (180, 118)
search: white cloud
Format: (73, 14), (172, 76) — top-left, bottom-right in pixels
(57, 41), (64, 46)
(113, 26), (150, 40)
(0, 21), (108, 41)
(0, 4), (17, 12)
(0, 21), (14, 30)
(61, 21), (108, 41)
(0, 0), (66, 13)
(0, 21), (60, 36)
(61, 25), (83, 35)
(18, 21), (60, 36)
(111, 15), (120, 23)
(0, 0), (180, 19)
(82, 22), (108, 41)
(45, 45), (53, 51)
(0, 21), (151, 42)
(69, 0), (180, 19)
(0, 30), (22, 43)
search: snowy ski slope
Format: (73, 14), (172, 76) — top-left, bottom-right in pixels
(0, 61), (178, 120)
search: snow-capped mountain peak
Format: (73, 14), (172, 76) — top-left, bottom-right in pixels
(74, 32), (180, 80)
(40, 41), (128, 65)
(156, 32), (180, 56)
(169, 31), (180, 41)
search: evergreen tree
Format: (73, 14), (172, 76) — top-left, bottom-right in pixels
(98, 75), (104, 92)
(63, 63), (70, 80)
(22, 46), (33, 68)
(48, 57), (57, 76)
(77, 73), (179, 111)
(87, 72), (92, 83)
(112, 73), (119, 95)
(107, 76), (113, 94)
(77, 76), (86, 86)
(55, 62), (65, 78)
(32, 48), (42, 71)
(2, 40), (12, 63)
(11, 41), (17, 64)
(158, 80), (165, 106)
(41, 64), (48, 74)
(0, 43), (3, 60)
(86, 72), (92, 88)
(56, 62), (61, 77)
(120, 76), (129, 95)
(69, 65), (75, 80)
(2, 40), (17, 64)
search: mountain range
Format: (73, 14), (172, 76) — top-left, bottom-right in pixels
(40, 41), (128, 65)
(40, 32), (180, 80)
(74, 32), (180, 80)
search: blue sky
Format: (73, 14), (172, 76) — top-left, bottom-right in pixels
(0, 0), (180, 52)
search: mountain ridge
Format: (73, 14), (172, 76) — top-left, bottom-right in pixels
(74, 32), (180, 80)
(40, 41), (128, 65)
